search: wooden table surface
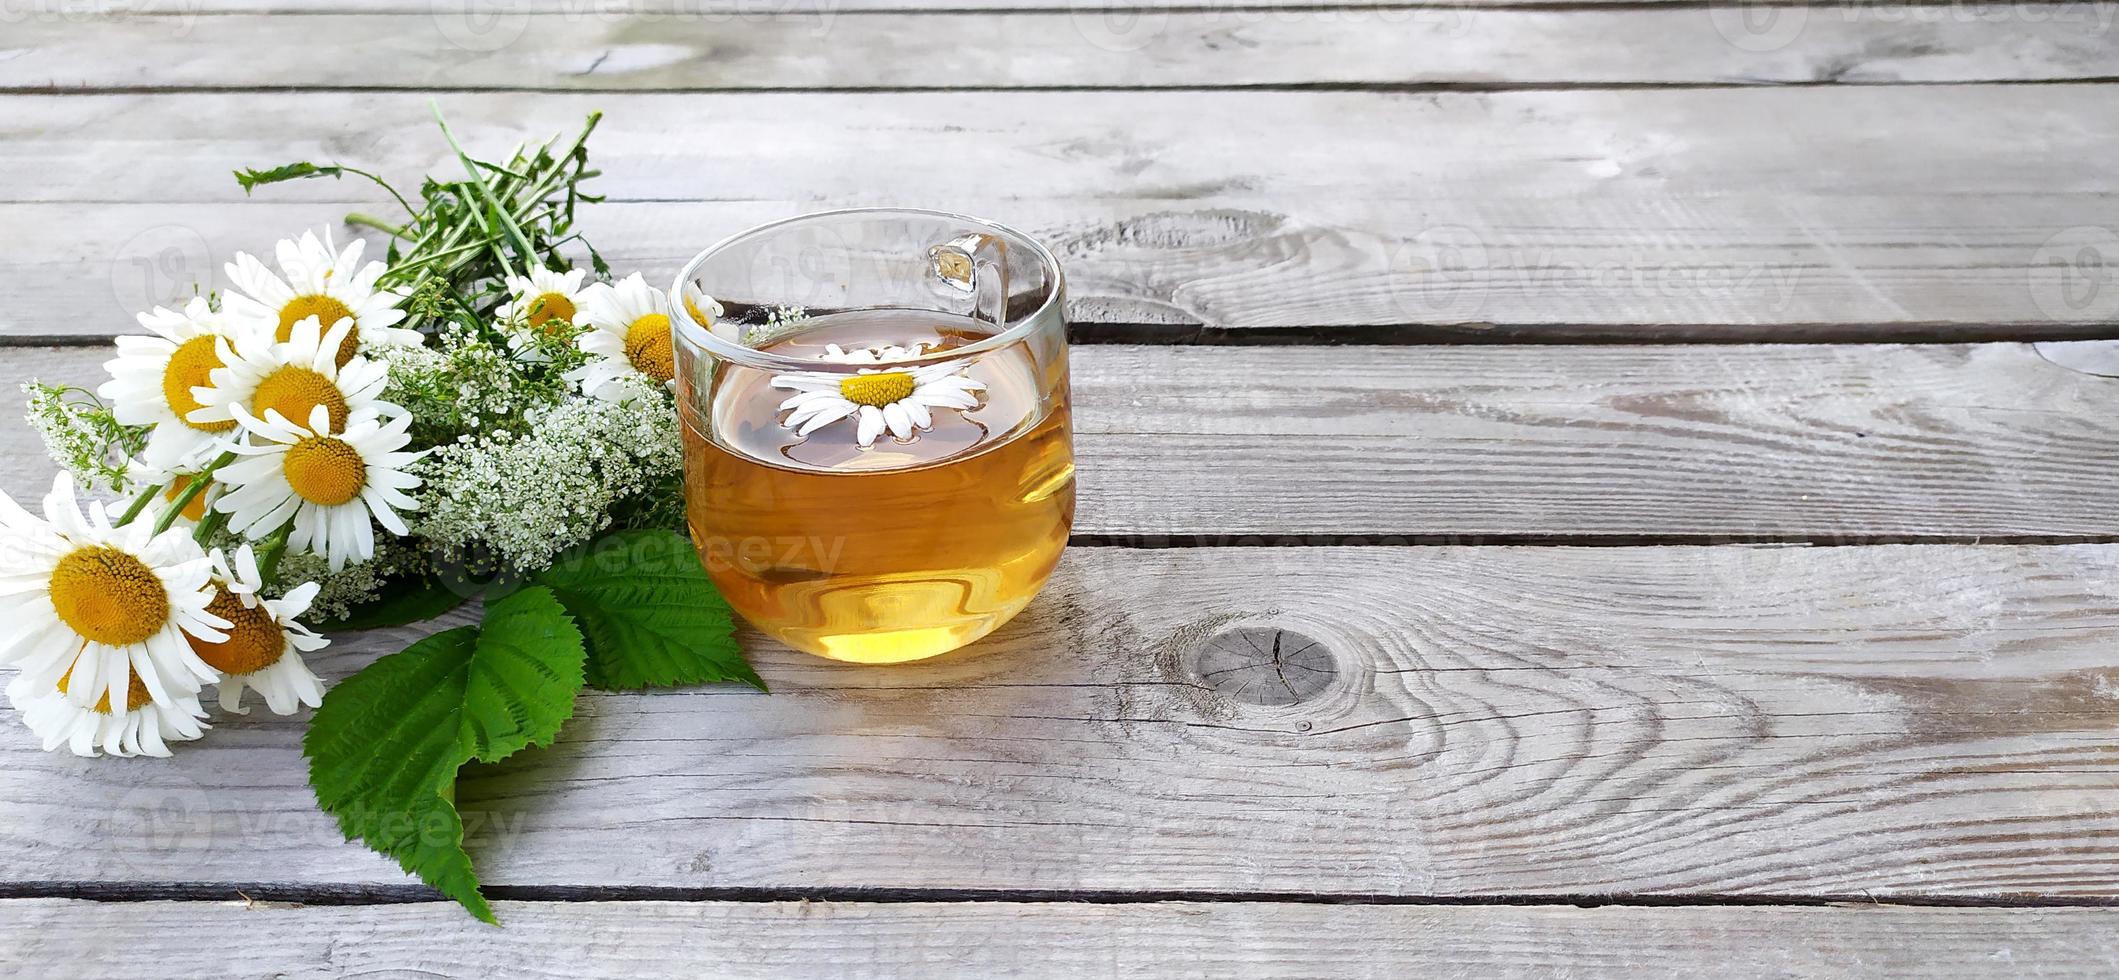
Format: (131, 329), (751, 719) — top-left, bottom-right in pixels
(6, 3), (2119, 976)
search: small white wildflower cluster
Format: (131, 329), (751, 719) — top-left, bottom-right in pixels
(416, 377), (682, 571)
(8, 224), (715, 758)
(24, 382), (145, 493)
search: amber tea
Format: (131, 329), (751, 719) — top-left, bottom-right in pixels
(680, 310), (1074, 663)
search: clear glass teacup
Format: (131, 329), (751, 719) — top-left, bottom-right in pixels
(670, 209), (1075, 664)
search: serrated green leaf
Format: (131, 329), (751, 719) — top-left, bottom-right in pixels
(311, 574), (471, 632)
(233, 161), (337, 193)
(533, 529), (762, 692)
(304, 586), (586, 924)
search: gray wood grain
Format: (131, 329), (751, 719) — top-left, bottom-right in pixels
(6, 898), (2119, 979)
(2, 542), (2118, 897)
(7, 87), (2116, 338)
(12, 8), (2119, 91)
(59, 0), (1856, 12)
(14, 88), (2112, 206)
(7, 342), (2119, 538)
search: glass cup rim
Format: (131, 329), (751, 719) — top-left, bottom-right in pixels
(669, 207), (1065, 375)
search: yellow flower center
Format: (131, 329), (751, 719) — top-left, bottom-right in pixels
(163, 476), (210, 522)
(252, 365), (350, 434)
(49, 546), (170, 647)
(683, 293), (714, 326)
(624, 313), (674, 383)
(57, 661), (153, 715)
(187, 588), (285, 676)
(162, 335), (236, 433)
(839, 372), (915, 408)
(282, 436), (366, 506)
(276, 295), (359, 367)
(525, 292), (577, 335)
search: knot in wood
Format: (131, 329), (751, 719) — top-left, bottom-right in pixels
(1190, 627), (1337, 707)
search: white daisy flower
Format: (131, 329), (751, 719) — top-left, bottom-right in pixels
(819, 342), (934, 364)
(213, 405), (423, 572)
(0, 472), (229, 713)
(495, 266), (591, 352)
(123, 457), (220, 528)
(223, 228), (421, 368)
(771, 360), (986, 448)
(189, 316), (396, 437)
(678, 282), (733, 341)
(96, 297), (252, 471)
(7, 672), (208, 759)
(568, 273), (675, 399)
(193, 545), (328, 716)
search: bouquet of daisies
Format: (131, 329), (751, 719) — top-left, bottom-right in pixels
(9, 109), (754, 922)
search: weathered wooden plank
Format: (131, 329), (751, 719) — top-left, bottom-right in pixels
(2, 541), (2119, 896)
(20, 0), (1851, 13)
(8, 342), (2119, 538)
(6, 899), (2119, 979)
(10, 8), (2119, 91)
(19, 198), (2119, 341)
(5, 87), (2116, 337)
(14, 88), (2112, 206)
(21, 339), (2119, 534)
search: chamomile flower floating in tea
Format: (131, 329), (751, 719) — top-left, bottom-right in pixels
(98, 297), (250, 471)
(215, 405), (423, 571)
(0, 473), (228, 712)
(191, 545), (328, 716)
(223, 229), (419, 367)
(496, 266), (591, 353)
(190, 317), (395, 437)
(771, 359), (986, 447)
(6, 671), (209, 759)
(571, 272), (677, 397)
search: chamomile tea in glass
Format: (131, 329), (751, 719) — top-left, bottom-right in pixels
(670, 209), (1074, 664)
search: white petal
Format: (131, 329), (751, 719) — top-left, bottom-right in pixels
(855, 406), (885, 447)
(882, 402), (913, 440)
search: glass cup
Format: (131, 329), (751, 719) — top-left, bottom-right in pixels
(670, 209), (1075, 665)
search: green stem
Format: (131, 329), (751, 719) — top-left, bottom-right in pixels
(346, 213), (411, 239)
(151, 451), (235, 535)
(113, 482), (165, 528)
(431, 102), (534, 276)
(332, 165), (418, 218)
(516, 114), (602, 206)
(254, 522), (294, 586)
(190, 507), (230, 546)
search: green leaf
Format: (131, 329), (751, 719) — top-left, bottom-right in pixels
(311, 574), (471, 632)
(233, 162), (338, 193)
(532, 529), (763, 692)
(304, 586), (586, 924)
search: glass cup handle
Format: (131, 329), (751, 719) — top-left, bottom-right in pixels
(929, 233), (1011, 328)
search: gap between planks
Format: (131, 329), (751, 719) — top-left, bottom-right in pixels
(13, 880), (2119, 909)
(10, 323), (2119, 348)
